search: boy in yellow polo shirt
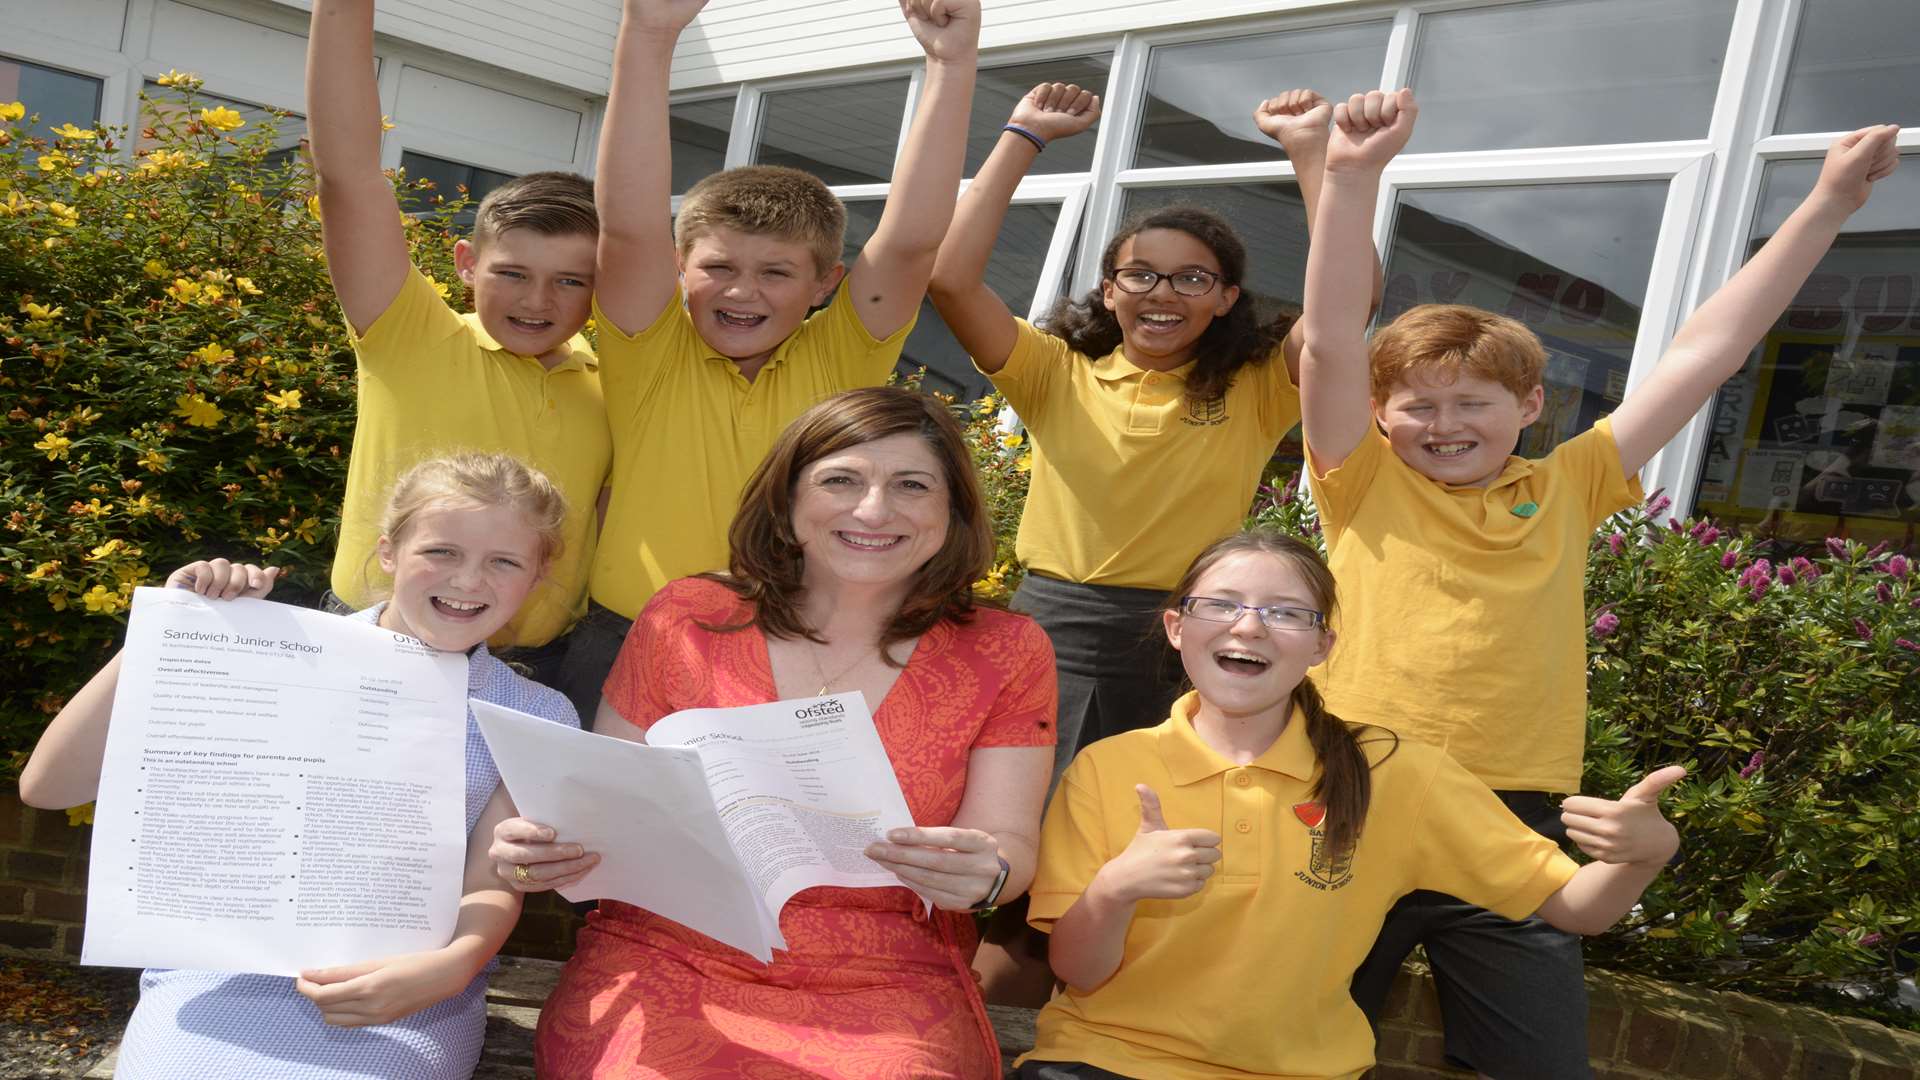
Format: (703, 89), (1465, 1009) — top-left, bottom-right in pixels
(307, 0), (609, 686)
(1301, 90), (1901, 1074)
(555, 0), (981, 722)
(1018, 530), (1683, 1080)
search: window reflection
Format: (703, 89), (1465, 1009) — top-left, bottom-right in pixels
(1407, 0), (1735, 153)
(0, 56), (102, 142)
(843, 199), (1062, 401)
(670, 96), (733, 193)
(754, 77), (909, 186)
(1774, 0), (1920, 134)
(1134, 24), (1389, 169)
(399, 151), (515, 226)
(1694, 157), (1920, 546)
(1381, 182), (1668, 457)
(967, 56), (1109, 177)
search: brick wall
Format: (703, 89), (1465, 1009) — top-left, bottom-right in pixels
(0, 790), (90, 958)
(1370, 961), (1920, 1079)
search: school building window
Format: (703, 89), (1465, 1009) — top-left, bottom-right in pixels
(1772, 0), (1920, 136)
(965, 55), (1112, 177)
(139, 84), (306, 172)
(753, 76), (910, 186)
(398, 151), (515, 225)
(0, 56), (101, 142)
(670, 95), (733, 194)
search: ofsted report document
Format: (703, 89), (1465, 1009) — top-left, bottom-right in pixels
(473, 693), (921, 962)
(82, 588), (470, 975)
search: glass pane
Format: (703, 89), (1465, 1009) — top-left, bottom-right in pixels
(966, 56), (1110, 177)
(0, 56), (102, 142)
(1118, 184), (1310, 473)
(1693, 156), (1920, 548)
(140, 84), (305, 155)
(1775, 0), (1920, 134)
(1134, 23), (1390, 169)
(754, 77), (909, 186)
(843, 199), (1064, 401)
(1121, 183), (1310, 328)
(399, 150), (515, 225)
(1380, 182), (1669, 457)
(1407, 0), (1736, 152)
(671, 96), (733, 193)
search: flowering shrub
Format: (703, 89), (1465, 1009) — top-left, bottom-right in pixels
(0, 78), (469, 764)
(961, 393), (1030, 602)
(1581, 495), (1918, 1020)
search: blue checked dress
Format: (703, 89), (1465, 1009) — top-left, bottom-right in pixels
(112, 605), (578, 1080)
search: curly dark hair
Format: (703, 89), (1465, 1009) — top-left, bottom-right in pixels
(1038, 206), (1292, 402)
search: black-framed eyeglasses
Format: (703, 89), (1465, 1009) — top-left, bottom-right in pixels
(1110, 267), (1222, 297)
(1178, 596), (1324, 632)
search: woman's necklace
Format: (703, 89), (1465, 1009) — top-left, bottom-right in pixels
(807, 638), (874, 696)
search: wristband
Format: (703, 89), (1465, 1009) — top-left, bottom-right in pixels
(969, 854), (1012, 911)
(1002, 124), (1047, 152)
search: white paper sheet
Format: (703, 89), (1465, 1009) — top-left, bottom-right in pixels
(473, 693), (920, 963)
(82, 588), (470, 975)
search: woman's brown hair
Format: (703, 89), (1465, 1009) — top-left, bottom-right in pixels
(709, 387), (995, 659)
(1161, 529), (1395, 858)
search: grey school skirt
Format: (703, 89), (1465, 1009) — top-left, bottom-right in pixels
(1011, 572), (1187, 785)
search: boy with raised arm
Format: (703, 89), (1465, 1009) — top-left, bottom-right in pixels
(307, 0), (609, 684)
(1300, 89), (1900, 1076)
(556, 0), (980, 721)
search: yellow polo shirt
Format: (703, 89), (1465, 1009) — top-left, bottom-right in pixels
(330, 267), (609, 648)
(1023, 692), (1576, 1080)
(1308, 420), (1642, 792)
(988, 320), (1299, 589)
(590, 284), (912, 619)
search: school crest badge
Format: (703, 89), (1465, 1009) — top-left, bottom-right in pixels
(1182, 393), (1229, 426)
(1292, 801), (1353, 891)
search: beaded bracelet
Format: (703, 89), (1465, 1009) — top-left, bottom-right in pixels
(1002, 123), (1047, 152)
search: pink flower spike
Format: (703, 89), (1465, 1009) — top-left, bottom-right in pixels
(1645, 491), (1672, 518)
(1886, 555), (1909, 580)
(1895, 637), (1920, 653)
(1777, 564), (1797, 586)
(1591, 612), (1620, 639)
(1608, 532), (1626, 556)
(1697, 526), (1721, 546)
(1867, 540), (1889, 559)
(1861, 932), (1884, 948)
(1854, 617), (1873, 641)
(1721, 550), (1739, 570)
(1791, 557), (1818, 581)
(1738, 750), (1766, 779)
(1826, 537), (1849, 559)
(1877, 582), (1894, 604)
(1749, 578), (1770, 601)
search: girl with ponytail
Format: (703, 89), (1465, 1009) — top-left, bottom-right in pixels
(1015, 530), (1689, 1080)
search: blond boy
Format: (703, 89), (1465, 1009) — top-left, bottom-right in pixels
(307, 0), (609, 683)
(1298, 89), (1900, 1076)
(555, 0), (981, 721)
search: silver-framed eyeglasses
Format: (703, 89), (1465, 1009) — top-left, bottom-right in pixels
(1178, 596), (1325, 632)
(1110, 267), (1222, 296)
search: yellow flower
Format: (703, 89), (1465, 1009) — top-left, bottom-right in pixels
(1000, 433), (1024, 449)
(200, 106), (245, 132)
(155, 69), (200, 89)
(33, 433), (72, 460)
(424, 275), (451, 300)
(233, 276), (262, 296)
(137, 149), (195, 173)
(66, 803), (95, 827)
(89, 539), (126, 559)
(136, 449), (169, 472)
(49, 592), (69, 612)
(70, 406), (101, 427)
(44, 200), (78, 227)
(191, 341), (234, 366)
(0, 102), (24, 122)
(199, 268), (233, 286)
(263, 388), (303, 410)
(255, 527), (286, 550)
(77, 498), (110, 518)
(20, 301), (64, 321)
(306, 194), (322, 221)
(82, 584), (126, 614)
(36, 151), (70, 172)
(144, 259), (169, 279)
(380, 115), (397, 132)
(293, 517), (321, 544)
(124, 494), (156, 517)
(25, 561), (58, 581)
(1015, 452), (1032, 473)
(50, 122), (95, 140)
(167, 278), (202, 303)
(0, 191), (36, 217)
(173, 393), (225, 428)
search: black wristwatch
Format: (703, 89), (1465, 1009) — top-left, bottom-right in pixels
(970, 855), (1012, 911)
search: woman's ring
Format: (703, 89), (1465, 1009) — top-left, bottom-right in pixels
(514, 863), (533, 884)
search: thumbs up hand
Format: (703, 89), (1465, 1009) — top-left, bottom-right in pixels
(1559, 765), (1686, 867)
(1090, 785), (1223, 903)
